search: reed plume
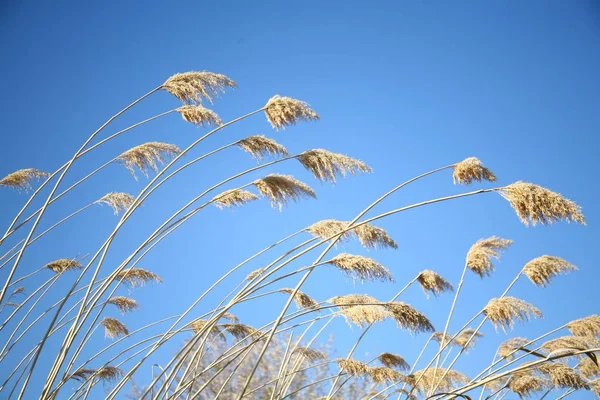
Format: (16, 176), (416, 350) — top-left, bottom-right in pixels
(367, 366), (405, 384)
(296, 149), (371, 183)
(567, 315), (600, 337)
(328, 253), (393, 282)
(499, 182), (586, 226)
(96, 366), (124, 383)
(69, 368), (95, 382)
(221, 323), (261, 341)
(537, 363), (590, 390)
(107, 296), (139, 314)
(306, 219), (352, 242)
(455, 328), (484, 350)
(508, 373), (551, 398)
(292, 347), (327, 362)
(523, 255), (577, 287)
(0, 168), (48, 191)
(212, 189), (258, 209)
(100, 318), (129, 339)
(337, 359), (369, 376)
(482, 377), (510, 393)
(592, 380), (600, 397)
(95, 192), (135, 215)
(393, 389), (416, 400)
(497, 337), (530, 360)
(541, 336), (600, 355)
(253, 174), (316, 210)
(353, 223), (398, 249)
(483, 297), (543, 332)
(432, 332), (455, 347)
(452, 157), (496, 185)
(237, 135), (289, 159)
(385, 302), (435, 333)
(417, 270), (453, 297)
(114, 268), (163, 287)
(220, 313), (239, 324)
(466, 236), (512, 278)
(190, 319), (225, 341)
(116, 142), (181, 179)
(329, 294), (388, 327)
(377, 353), (410, 371)
(264, 95), (319, 130)
(44, 259), (82, 274)
(579, 358), (600, 379)
(408, 368), (469, 394)
(176, 105), (222, 127)
(162, 71), (236, 104)
(278, 288), (318, 310)
(245, 268), (265, 281)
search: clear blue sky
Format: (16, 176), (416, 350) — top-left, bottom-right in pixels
(0, 1), (598, 398)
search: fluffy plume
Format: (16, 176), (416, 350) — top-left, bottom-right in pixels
(0, 168), (48, 191)
(452, 157), (496, 185)
(116, 142), (181, 179)
(367, 367), (405, 384)
(264, 95), (319, 130)
(328, 253), (393, 282)
(162, 71), (236, 104)
(44, 259), (82, 274)
(329, 294), (388, 327)
(306, 219), (353, 242)
(498, 337), (530, 360)
(483, 377), (510, 393)
(100, 318), (129, 339)
(408, 368), (469, 394)
(337, 359), (369, 376)
(296, 149), (371, 183)
(385, 302), (435, 333)
(253, 174), (316, 210)
(176, 105), (221, 127)
(432, 332), (455, 347)
(523, 256), (577, 287)
(508, 374), (551, 398)
(96, 366), (124, 382)
(107, 296), (139, 314)
(190, 319), (225, 341)
(466, 237), (512, 278)
(537, 363), (590, 390)
(212, 188), (258, 209)
(95, 192), (135, 215)
(245, 268), (265, 281)
(568, 315), (600, 338)
(237, 135), (289, 159)
(499, 182), (585, 226)
(220, 313), (239, 324)
(221, 323), (262, 341)
(579, 358), (600, 379)
(115, 268), (162, 287)
(353, 223), (398, 250)
(279, 288), (319, 310)
(592, 379), (600, 397)
(541, 336), (600, 355)
(417, 270), (453, 297)
(70, 368), (95, 382)
(393, 389), (416, 400)
(292, 347), (327, 362)
(455, 328), (484, 350)
(484, 297), (543, 332)
(377, 353), (410, 371)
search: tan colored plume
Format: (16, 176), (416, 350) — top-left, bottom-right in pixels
(245, 268), (265, 281)
(452, 157), (496, 185)
(100, 318), (129, 339)
(264, 95), (319, 130)
(329, 294), (388, 327)
(484, 297), (543, 332)
(367, 366), (405, 384)
(107, 296), (139, 314)
(537, 363), (590, 390)
(508, 374), (551, 398)
(377, 353), (410, 371)
(417, 270), (454, 297)
(328, 253), (393, 282)
(497, 337), (530, 360)
(176, 105), (221, 127)
(279, 288), (319, 310)
(115, 268), (162, 287)
(237, 135), (289, 159)
(190, 319), (225, 341)
(466, 237), (512, 278)
(432, 332), (455, 347)
(0, 168), (48, 191)
(292, 347), (327, 362)
(408, 368), (469, 394)
(455, 328), (484, 351)
(116, 142), (181, 180)
(385, 302), (435, 333)
(44, 259), (82, 274)
(568, 315), (600, 338)
(579, 358), (600, 379)
(353, 223), (398, 250)
(337, 359), (369, 376)
(95, 192), (136, 215)
(253, 174), (316, 210)
(69, 368), (95, 382)
(541, 336), (600, 356)
(212, 188), (258, 209)
(96, 366), (124, 382)
(162, 71), (236, 104)
(296, 149), (371, 183)
(523, 255), (577, 287)
(306, 219), (353, 243)
(221, 323), (262, 341)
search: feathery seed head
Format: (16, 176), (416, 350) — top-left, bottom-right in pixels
(498, 337), (530, 360)
(306, 219), (353, 243)
(500, 182), (585, 226)
(44, 259), (82, 274)
(537, 363), (590, 390)
(221, 323), (261, 341)
(466, 237), (513, 278)
(293, 347), (327, 362)
(190, 319), (225, 341)
(95, 192), (136, 215)
(221, 313), (239, 324)
(432, 332), (455, 347)
(353, 223), (398, 250)
(337, 359), (369, 376)
(245, 268), (265, 282)
(296, 149), (371, 183)
(279, 288), (319, 310)
(455, 328), (484, 351)
(579, 358), (600, 379)
(237, 135), (289, 159)
(417, 270), (454, 297)
(70, 368), (96, 382)
(264, 95), (319, 130)
(452, 157), (496, 185)
(592, 379), (600, 397)
(253, 174), (316, 210)
(163, 71), (236, 104)
(116, 142), (181, 180)
(541, 336), (600, 356)
(385, 302), (435, 333)
(328, 253), (393, 283)
(484, 297), (543, 332)
(509, 374), (551, 398)
(212, 188), (258, 209)
(329, 294), (388, 327)
(115, 268), (162, 287)
(0, 168), (48, 191)
(100, 318), (129, 339)
(107, 296), (139, 314)
(523, 256), (577, 287)
(408, 368), (469, 394)
(11, 287), (25, 296)
(568, 315), (600, 337)
(377, 353), (410, 371)
(367, 366), (405, 384)
(176, 105), (221, 127)
(96, 366), (124, 383)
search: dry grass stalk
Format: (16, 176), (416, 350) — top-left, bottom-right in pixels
(115, 269), (162, 287)
(221, 323), (261, 341)
(212, 188), (258, 209)
(162, 71), (236, 104)
(190, 319), (225, 341)
(484, 297), (543, 332)
(367, 366), (405, 384)
(237, 135), (289, 160)
(567, 315), (600, 337)
(337, 359), (369, 376)
(264, 95), (319, 130)
(408, 368), (469, 394)
(296, 149), (371, 183)
(466, 237), (512, 278)
(579, 358), (600, 378)
(455, 328), (484, 350)
(0, 168), (48, 191)
(116, 142), (181, 179)
(499, 182), (586, 226)
(70, 368), (95, 382)
(100, 318), (129, 339)
(452, 157), (496, 185)
(508, 373), (551, 398)
(44, 259), (82, 274)
(497, 337), (530, 360)
(377, 353), (410, 371)
(245, 268), (265, 281)
(253, 174), (316, 210)
(95, 192), (136, 215)
(96, 366), (124, 382)
(537, 363), (590, 390)
(278, 288), (318, 310)
(432, 332), (455, 347)
(417, 270), (453, 297)
(328, 253), (393, 282)
(523, 255), (577, 287)
(353, 223), (398, 250)
(329, 294), (388, 327)
(176, 105), (222, 127)
(385, 302), (435, 333)
(292, 347), (327, 362)
(107, 296), (139, 314)
(541, 336), (600, 355)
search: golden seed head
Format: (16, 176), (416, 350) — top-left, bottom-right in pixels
(44, 259), (82, 274)
(296, 149), (372, 183)
(482, 377), (510, 393)
(264, 95), (319, 130)
(292, 347), (327, 362)
(70, 368), (96, 382)
(115, 268), (162, 288)
(523, 255), (577, 287)
(220, 323), (261, 341)
(100, 318), (129, 339)
(328, 253), (394, 283)
(567, 315), (600, 337)
(497, 337), (530, 360)
(408, 368), (469, 394)
(337, 359), (369, 376)
(541, 336), (600, 356)
(212, 188), (258, 209)
(466, 237), (513, 278)
(329, 294), (388, 327)
(190, 319), (225, 341)
(452, 157), (496, 185)
(245, 268), (265, 281)
(592, 379), (600, 397)
(579, 358), (600, 379)
(107, 296), (139, 314)
(367, 366), (405, 384)
(96, 366), (124, 382)
(455, 328), (484, 351)
(483, 297), (543, 332)
(353, 223), (398, 250)
(377, 353), (410, 371)
(253, 174), (316, 210)
(95, 192), (135, 215)
(417, 270), (454, 297)
(278, 288), (319, 310)
(508, 374), (551, 397)
(537, 363), (590, 390)
(237, 135), (289, 160)
(385, 302), (435, 334)
(116, 142), (181, 180)
(0, 168), (48, 191)
(162, 71), (236, 104)
(432, 332), (455, 347)
(176, 105), (222, 127)
(306, 219), (353, 243)
(220, 313), (239, 324)
(392, 389), (416, 400)
(499, 182), (586, 226)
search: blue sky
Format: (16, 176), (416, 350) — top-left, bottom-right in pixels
(0, 1), (599, 398)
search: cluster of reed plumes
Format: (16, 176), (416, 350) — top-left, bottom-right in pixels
(0, 69), (594, 400)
